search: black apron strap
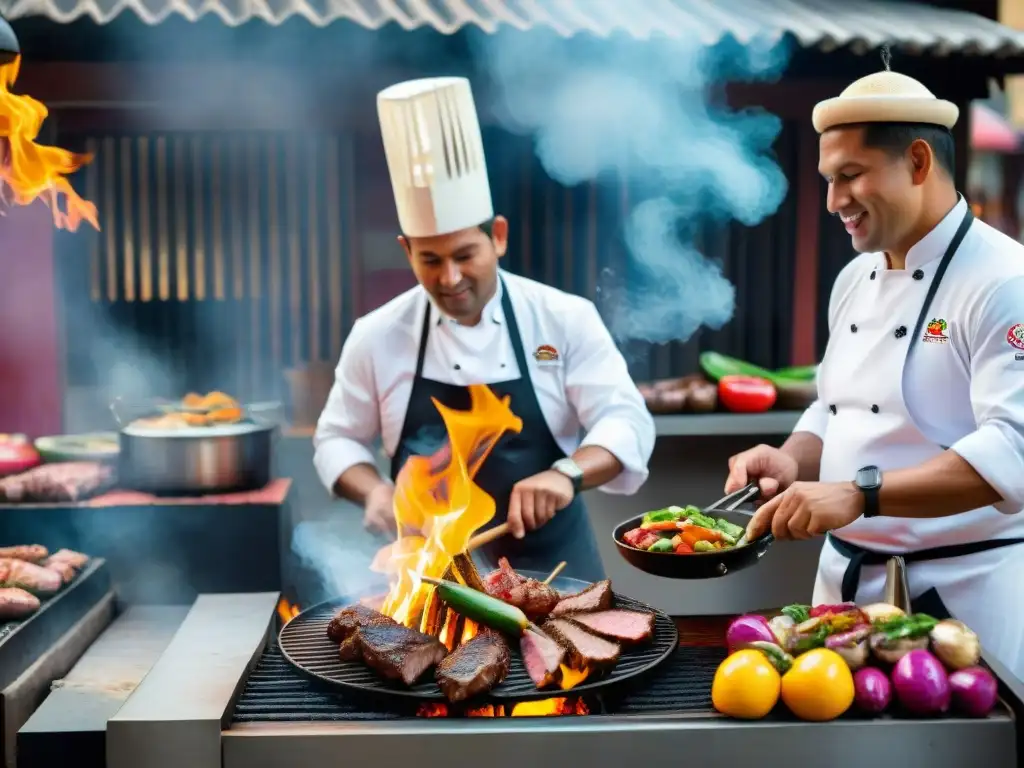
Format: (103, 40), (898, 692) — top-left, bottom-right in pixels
(828, 533), (1024, 602)
(414, 299), (432, 379)
(498, 277), (535, 389)
(907, 204), (973, 349)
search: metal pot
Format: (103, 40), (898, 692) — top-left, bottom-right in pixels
(112, 399), (280, 496)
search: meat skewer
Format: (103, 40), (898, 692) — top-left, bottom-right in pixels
(543, 562), (566, 585)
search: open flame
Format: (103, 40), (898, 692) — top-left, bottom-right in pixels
(277, 598), (300, 623)
(379, 385), (523, 626)
(417, 698), (590, 718)
(0, 55), (99, 231)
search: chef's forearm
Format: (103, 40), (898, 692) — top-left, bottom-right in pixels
(571, 446), (624, 491)
(879, 450), (1003, 518)
(780, 431), (824, 482)
(334, 463), (391, 506)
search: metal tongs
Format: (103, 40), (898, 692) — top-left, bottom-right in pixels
(703, 483), (762, 548)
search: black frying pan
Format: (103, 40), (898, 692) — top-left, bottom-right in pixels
(612, 483), (775, 579)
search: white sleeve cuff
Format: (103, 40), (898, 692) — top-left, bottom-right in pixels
(313, 438), (381, 496)
(951, 423), (1024, 515)
(793, 400), (829, 440)
(579, 415), (654, 496)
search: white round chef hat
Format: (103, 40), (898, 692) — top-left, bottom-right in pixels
(377, 77), (494, 238)
(812, 70), (959, 134)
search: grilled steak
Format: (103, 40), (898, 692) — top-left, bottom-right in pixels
(0, 587), (41, 619)
(435, 630), (511, 702)
(483, 558), (560, 619)
(0, 559), (62, 594)
(356, 623), (449, 686)
(542, 618), (621, 670)
(567, 610), (655, 644)
(338, 635), (363, 662)
(520, 629), (565, 688)
(550, 579), (613, 616)
(0, 545), (48, 563)
(327, 604), (396, 643)
(0, 462), (113, 503)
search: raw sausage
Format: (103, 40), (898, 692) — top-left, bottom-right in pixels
(0, 558), (63, 594)
(0, 587), (41, 619)
(0, 545), (48, 563)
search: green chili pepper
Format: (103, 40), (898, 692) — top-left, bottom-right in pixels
(419, 576), (530, 636)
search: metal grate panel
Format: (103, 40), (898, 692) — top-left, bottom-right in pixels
(232, 643), (726, 723)
(278, 593), (678, 704)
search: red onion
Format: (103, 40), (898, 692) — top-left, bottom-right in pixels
(853, 667), (891, 714)
(892, 649), (951, 716)
(725, 614), (776, 654)
(948, 667), (999, 717)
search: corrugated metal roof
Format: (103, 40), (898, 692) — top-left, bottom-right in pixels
(2, 0), (1024, 57)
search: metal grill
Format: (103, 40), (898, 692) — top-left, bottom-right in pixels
(233, 643), (726, 722)
(278, 593), (679, 703)
(0, 558), (111, 691)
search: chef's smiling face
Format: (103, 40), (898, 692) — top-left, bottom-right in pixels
(819, 126), (932, 255)
(399, 216), (509, 325)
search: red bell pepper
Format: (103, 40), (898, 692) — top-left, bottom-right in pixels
(717, 375), (777, 413)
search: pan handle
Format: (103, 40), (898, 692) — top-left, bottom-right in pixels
(706, 482), (760, 512)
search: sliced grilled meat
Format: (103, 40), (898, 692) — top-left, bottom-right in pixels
(0, 558), (62, 594)
(0, 587), (41, 619)
(0, 545), (48, 563)
(542, 618), (621, 670)
(568, 610), (655, 644)
(327, 604), (396, 643)
(483, 558), (560, 619)
(356, 623), (449, 686)
(520, 630), (565, 689)
(550, 580), (613, 617)
(435, 630), (511, 702)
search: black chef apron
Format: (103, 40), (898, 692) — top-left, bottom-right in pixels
(390, 278), (607, 583)
(829, 205), (1024, 607)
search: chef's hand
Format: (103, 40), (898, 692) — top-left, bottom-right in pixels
(363, 482), (398, 538)
(743, 481), (863, 541)
(725, 444), (799, 500)
(507, 470), (574, 539)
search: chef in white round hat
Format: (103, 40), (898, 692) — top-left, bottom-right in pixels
(314, 77), (655, 582)
(725, 66), (1024, 680)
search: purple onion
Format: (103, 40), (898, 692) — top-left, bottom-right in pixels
(948, 667), (999, 718)
(892, 649), (951, 716)
(725, 614), (776, 654)
(853, 667), (892, 714)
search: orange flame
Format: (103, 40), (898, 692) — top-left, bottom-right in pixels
(0, 55), (99, 231)
(417, 698), (590, 718)
(277, 598), (300, 624)
(379, 385), (523, 626)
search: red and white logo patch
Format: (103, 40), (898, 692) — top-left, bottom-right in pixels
(1007, 324), (1024, 351)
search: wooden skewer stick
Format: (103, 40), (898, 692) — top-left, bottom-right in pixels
(467, 522), (509, 552)
(543, 561), (567, 585)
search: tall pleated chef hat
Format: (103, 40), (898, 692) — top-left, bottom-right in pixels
(377, 77), (494, 238)
(812, 70), (959, 134)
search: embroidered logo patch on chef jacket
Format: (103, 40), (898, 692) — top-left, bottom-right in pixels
(533, 344), (561, 367)
(922, 318), (949, 344)
(1007, 324), (1024, 351)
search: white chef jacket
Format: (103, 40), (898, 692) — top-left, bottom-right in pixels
(314, 270), (656, 497)
(795, 197), (1024, 681)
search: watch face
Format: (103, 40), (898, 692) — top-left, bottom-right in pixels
(856, 466), (882, 490)
(555, 459), (583, 479)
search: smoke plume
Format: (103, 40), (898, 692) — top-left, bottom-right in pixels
(470, 30), (791, 344)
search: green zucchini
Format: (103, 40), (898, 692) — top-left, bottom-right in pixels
(419, 576), (530, 636)
(699, 351), (775, 382)
(773, 365), (818, 382)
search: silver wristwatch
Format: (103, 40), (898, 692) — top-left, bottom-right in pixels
(551, 458), (584, 495)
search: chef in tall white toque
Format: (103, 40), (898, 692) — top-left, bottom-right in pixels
(724, 67), (1024, 680)
(314, 77), (655, 582)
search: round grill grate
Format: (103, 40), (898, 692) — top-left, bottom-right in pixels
(279, 574), (679, 704)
